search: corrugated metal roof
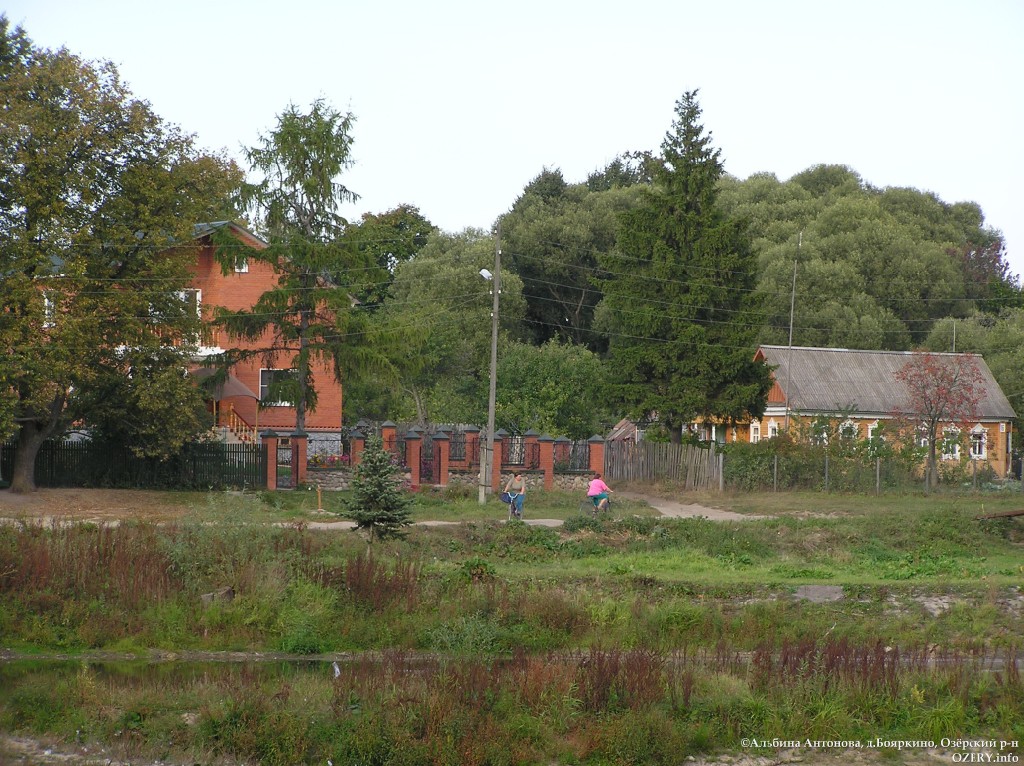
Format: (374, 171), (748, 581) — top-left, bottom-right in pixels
(758, 346), (1016, 420)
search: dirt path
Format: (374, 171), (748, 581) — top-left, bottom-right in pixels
(618, 491), (772, 521)
(0, 487), (764, 527)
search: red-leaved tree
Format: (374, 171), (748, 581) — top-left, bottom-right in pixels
(895, 352), (984, 489)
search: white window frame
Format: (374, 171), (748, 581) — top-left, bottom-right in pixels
(259, 368), (295, 407)
(867, 420), (881, 441)
(749, 422), (760, 444)
(811, 422), (829, 446)
(176, 288), (202, 319)
(42, 291), (56, 329)
(941, 426), (961, 460)
(970, 425), (987, 460)
(767, 419), (779, 439)
(234, 257), (249, 273)
(839, 419), (858, 440)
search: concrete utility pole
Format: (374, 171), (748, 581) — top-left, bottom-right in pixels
(479, 224), (501, 504)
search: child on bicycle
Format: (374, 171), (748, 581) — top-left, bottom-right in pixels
(587, 472), (612, 512)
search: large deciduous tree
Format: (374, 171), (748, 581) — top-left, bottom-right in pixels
(717, 166), (1018, 351)
(895, 351), (983, 489)
(596, 91), (772, 442)
(215, 100), (390, 432)
(366, 228), (526, 425)
(496, 339), (609, 439)
(0, 16), (241, 492)
(502, 164), (645, 351)
(343, 204), (436, 307)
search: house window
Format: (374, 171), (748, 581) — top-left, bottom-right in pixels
(811, 422), (829, 446)
(42, 291), (56, 329)
(177, 289), (201, 318)
(259, 368), (296, 406)
(970, 426), (987, 459)
(839, 420), (858, 440)
(750, 422), (760, 444)
(941, 426), (961, 460)
(234, 257), (249, 273)
(867, 421), (880, 441)
(917, 424), (930, 450)
(767, 419), (779, 439)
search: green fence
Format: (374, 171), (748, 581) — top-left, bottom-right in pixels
(0, 440), (266, 490)
(720, 440), (1008, 494)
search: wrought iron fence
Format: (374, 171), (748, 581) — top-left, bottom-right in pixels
(0, 440), (265, 490)
(449, 430), (466, 462)
(501, 436), (541, 470)
(568, 441), (590, 471)
(306, 433), (350, 469)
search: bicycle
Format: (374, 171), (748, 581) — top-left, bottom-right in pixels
(579, 494), (612, 518)
(501, 491), (522, 521)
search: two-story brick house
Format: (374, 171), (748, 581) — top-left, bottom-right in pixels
(186, 221), (343, 445)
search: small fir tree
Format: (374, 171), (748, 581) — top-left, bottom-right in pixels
(343, 435), (413, 542)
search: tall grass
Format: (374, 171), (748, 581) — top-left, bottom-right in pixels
(2, 641), (1020, 765)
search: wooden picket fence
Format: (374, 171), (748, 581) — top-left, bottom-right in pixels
(604, 440), (723, 490)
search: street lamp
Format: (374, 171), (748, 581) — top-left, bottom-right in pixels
(479, 230), (500, 504)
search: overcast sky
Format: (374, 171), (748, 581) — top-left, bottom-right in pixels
(7, 0), (1023, 275)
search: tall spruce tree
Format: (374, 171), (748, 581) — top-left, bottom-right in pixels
(596, 91), (772, 442)
(343, 435), (413, 542)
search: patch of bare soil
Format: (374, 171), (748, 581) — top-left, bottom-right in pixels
(0, 488), (196, 524)
(619, 491), (772, 521)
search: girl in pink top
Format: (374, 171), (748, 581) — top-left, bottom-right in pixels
(587, 472), (612, 511)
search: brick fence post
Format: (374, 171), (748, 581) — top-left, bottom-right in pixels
(349, 431), (365, 467)
(539, 434), (554, 490)
(381, 421), (398, 457)
(405, 430), (421, 489)
(290, 431), (308, 488)
(588, 435), (605, 476)
(261, 430), (279, 491)
(465, 426), (480, 471)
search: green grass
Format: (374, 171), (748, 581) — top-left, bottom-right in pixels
(1, 486), (1022, 764)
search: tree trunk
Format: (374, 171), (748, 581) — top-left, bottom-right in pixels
(9, 423), (48, 493)
(668, 421), (683, 444)
(926, 443), (938, 492)
(296, 304), (310, 434)
(9, 391), (65, 494)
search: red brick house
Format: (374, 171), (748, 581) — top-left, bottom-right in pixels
(186, 222), (343, 444)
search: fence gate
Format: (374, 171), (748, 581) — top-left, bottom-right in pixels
(420, 431), (440, 484)
(276, 438), (293, 489)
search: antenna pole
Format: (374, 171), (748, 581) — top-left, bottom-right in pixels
(784, 232), (801, 430)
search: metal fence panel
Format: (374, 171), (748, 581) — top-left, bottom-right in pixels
(1, 440), (265, 490)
